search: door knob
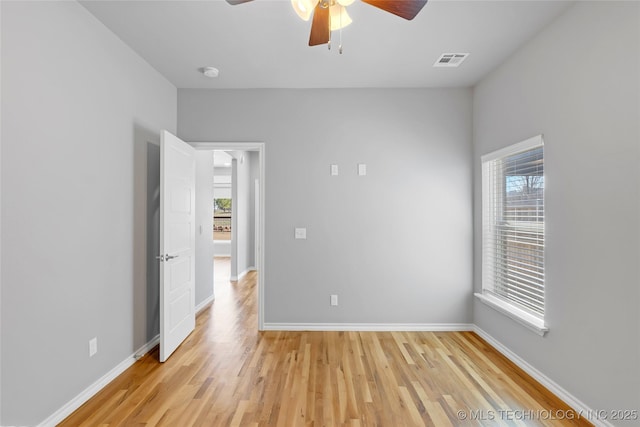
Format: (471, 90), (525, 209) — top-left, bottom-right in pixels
(165, 254), (179, 260)
(155, 254), (164, 262)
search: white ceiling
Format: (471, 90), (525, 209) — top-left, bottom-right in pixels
(81, 0), (573, 89)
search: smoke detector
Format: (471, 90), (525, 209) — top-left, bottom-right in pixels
(202, 67), (219, 78)
(434, 53), (469, 68)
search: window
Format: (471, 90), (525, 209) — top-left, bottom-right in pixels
(477, 135), (547, 335)
(214, 198), (232, 241)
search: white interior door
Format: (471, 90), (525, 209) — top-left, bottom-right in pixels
(159, 130), (196, 362)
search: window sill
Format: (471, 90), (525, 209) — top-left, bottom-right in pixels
(474, 293), (549, 336)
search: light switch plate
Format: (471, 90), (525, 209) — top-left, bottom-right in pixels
(358, 163), (367, 176)
(89, 337), (98, 357)
(330, 164), (339, 176)
(295, 228), (307, 239)
(330, 294), (338, 306)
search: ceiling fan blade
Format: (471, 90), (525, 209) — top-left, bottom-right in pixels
(361, 0), (427, 20)
(309, 4), (330, 46)
(225, 0), (254, 5)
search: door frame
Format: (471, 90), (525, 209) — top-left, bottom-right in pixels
(229, 157), (238, 280)
(191, 142), (265, 331)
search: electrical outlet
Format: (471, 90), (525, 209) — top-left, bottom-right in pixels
(89, 337), (98, 357)
(330, 294), (338, 306)
(295, 228), (307, 239)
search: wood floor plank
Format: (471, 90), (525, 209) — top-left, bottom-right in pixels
(59, 259), (594, 427)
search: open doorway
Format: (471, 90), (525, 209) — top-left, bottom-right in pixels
(194, 142), (265, 330)
(213, 151), (233, 282)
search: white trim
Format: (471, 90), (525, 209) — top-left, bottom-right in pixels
(37, 324), (610, 427)
(481, 134), (544, 162)
(191, 142), (264, 151)
(237, 269), (248, 280)
(37, 335), (160, 427)
(263, 323), (474, 332)
(475, 292), (548, 336)
(473, 326), (614, 427)
(195, 294), (215, 314)
(481, 135), (546, 331)
(234, 266), (256, 281)
(134, 335), (160, 360)
(190, 142), (266, 331)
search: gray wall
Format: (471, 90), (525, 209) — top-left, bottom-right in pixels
(230, 159), (239, 279)
(146, 143), (161, 345)
(235, 150), (255, 276)
(178, 88), (473, 324)
(248, 150), (260, 269)
(472, 1), (640, 420)
(1, 1), (176, 425)
(195, 151), (215, 305)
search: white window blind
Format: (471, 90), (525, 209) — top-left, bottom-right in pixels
(482, 136), (545, 318)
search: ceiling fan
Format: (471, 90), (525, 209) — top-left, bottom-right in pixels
(225, 0), (428, 51)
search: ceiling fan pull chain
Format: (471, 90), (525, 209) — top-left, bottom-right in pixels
(328, 5), (332, 50)
(338, 14), (342, 55)
(339, 12), (343, 54)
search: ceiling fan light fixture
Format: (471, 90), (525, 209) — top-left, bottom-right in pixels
(292, 0), (319, 21)
(329, 4), (352, 30)
(227, 0), (429, 51)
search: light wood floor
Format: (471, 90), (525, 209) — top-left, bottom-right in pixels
(60, 260), (592, 426)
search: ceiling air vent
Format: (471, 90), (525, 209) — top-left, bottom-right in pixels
(434, 53), (469, 67)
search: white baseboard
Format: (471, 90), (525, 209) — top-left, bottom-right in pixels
(134, 335), (160, 360)
(40, 294), (273, 425)
(263, 323), (474, 332)
(232, 267), (256, 282)
(195, 294), (215, 314)
(37, 335), (160, 427)
(472, 326), (613, 427)
(35, 323), (609, 427)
